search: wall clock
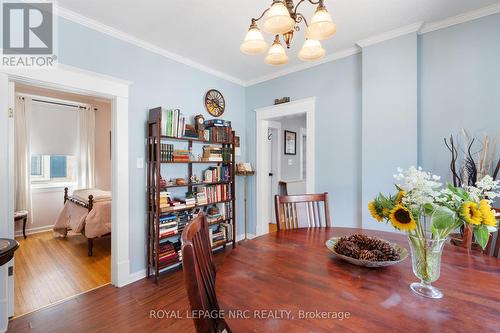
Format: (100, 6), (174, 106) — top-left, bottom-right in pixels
(204, 89), (225, 117)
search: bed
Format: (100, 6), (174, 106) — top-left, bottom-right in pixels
(53, 187), (112, 256)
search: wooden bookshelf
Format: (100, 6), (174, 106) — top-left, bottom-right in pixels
(147, 107), (236, 284)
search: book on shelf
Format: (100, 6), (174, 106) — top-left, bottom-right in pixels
(202, 146), (232, 162)
(203, 165), (230, 183)
(161, 108), (186, 138)
(196, 184), (231, 204)
(202, 120), (233, 143)
(204, 119), (231, 127)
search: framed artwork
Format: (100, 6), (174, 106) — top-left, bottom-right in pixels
(284, 130), (296, 155)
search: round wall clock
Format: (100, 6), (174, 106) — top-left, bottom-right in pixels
(204, 89), (225, 117)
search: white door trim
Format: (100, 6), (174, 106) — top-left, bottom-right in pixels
(299, 127), (307, 181)
(267, 121), (281, 225)
(0, 64), (131, 328)
(254, 97), (316, 236)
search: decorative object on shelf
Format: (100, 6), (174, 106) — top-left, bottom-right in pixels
(235, 163), (254, 241)
(325, 235), (407, 268)
(284, 130), (296, 155)
(190, 174), (201, 184)
(274, 97), (290, 105)
(175, 178), (188, 186)
(444, 131), (499, 248)
(240, 0), (336, 65)
(204, 89), (225, 117)
(194, 114), (205, 139)
(368, 166), (499, 299)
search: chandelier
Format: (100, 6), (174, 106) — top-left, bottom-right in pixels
(240, 0), (336, 65)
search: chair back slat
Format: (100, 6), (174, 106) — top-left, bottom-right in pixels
(274, 193), (331, 230)
(182, 213), (219, 333)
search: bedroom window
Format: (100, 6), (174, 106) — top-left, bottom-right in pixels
(31, 155), (76, 185)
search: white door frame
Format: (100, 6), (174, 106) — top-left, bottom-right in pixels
(0, 64), (131, 329)
(299, 127), (307, 181)
(254, 97), (316, 236)
(267, 121), (281, 225)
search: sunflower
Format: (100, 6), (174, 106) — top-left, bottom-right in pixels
(461, 202), (482, 225)
(368, 201), (384, 222)
(396, 191), (406, 204)
(389, 205), (416, 231)
(479, 199), (497, 227)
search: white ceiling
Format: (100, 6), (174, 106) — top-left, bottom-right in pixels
(57, 0), (500, 85)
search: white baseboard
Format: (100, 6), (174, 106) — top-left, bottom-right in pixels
(14, 225), (53, 237)
(127, 269), (146, 285)
(236, 233), (256, 241)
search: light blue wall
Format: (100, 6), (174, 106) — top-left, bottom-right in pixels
(361, 33), (418, 231)
(57, 17), (247, 274)
(420, 13), (500, 185)
(246, 55), (363, 232)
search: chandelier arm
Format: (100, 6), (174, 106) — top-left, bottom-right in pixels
(295, 13), (308, 27)
(294, 0), (322, 15)
(252, 7), (271, 23)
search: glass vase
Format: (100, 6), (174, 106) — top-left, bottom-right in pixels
(407, 233), (446, 299)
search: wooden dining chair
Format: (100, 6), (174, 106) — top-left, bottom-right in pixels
(274, 193), (331, 230)
(484, 208), (500, 257)
(181, 213), (230, 333)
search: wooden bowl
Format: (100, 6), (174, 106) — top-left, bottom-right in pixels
(325, 237), (409, 268)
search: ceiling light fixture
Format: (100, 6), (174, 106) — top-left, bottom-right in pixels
(241, 0), (336, 65)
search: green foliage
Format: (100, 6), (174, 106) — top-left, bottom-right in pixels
(430, 206), (456, 230)
(473, 225), (490, 250)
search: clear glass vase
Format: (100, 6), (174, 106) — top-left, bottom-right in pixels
(407, 233), (446, 299)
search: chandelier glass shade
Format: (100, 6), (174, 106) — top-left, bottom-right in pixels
(262, 2), (296, 34)
(240, 0), (337, 65)
(240, 24), (269, 54)
(265, 36), (289, 65)
(298, 39), (325, 61)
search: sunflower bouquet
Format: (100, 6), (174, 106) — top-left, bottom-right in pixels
(369, 167), (500, 298)
(369, 166), (499, 248)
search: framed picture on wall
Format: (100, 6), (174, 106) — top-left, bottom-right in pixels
(284, 130), (296, 155)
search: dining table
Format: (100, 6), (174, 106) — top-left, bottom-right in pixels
(215, 227), (500, 333)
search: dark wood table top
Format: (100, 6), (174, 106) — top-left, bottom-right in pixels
(215, 228), (500, 333)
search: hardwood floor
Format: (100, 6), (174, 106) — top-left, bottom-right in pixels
(269, 222), (277, 232)
(13, 231), (110, 317)
(8, 248), (231, 333)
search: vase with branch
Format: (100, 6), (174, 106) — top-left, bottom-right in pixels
(369, 167), (499, 299)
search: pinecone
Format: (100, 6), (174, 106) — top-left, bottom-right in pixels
(347, 234), (370, 246)
(370, 249), (386, 261)
(377, 241), (400, 261)
(334, 240), (360, 259)
(358, 249), (375, 261)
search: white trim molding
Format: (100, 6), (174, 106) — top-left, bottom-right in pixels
(356, 22), (424, 48)
(245, 47), (360, 87)
(0, 66), (131, 294)
(254, 97), (316, 236)
(420, 2), (500, 34)
(56, 6), (245, 86)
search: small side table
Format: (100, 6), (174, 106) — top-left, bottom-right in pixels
(14, 210), (28, 239)
(0, 238), (19, 266)
(235, 170), (255, 241)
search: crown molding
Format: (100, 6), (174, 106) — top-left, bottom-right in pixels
(420, 2), (500, 34)
(56, 6), (246, 86)
(244, 47), (361, 87)
(356, 22), (424, 48)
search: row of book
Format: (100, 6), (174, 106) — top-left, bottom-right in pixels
(202, 145), (232, 162)
(161, 109), (186, 138)
(203, 165), (231, 183)
(157, 240), (182, 267)
(209, 223), (233, 247)
(202, 126), (234, 143)
(198, 184), (231, 204)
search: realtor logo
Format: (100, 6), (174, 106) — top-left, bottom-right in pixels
(2, 1), (56, 67)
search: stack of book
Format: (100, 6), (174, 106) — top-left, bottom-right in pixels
(160, 144), (174, 162)
(159, 214), (178, 239)
(203, 119), (233, 143)
(203, 165), (231, 182)
(202, 146), (232, 162)
(173, 149), (190, 162)
(158, 241), (179, 267)
(209, 226), (227, 247)
(221, 222), (233, 242)
(207, 212), (222, 224)
(184, 124), (198, 139)
(161, 109), (186, 138)
(159, 192), (171, 213)
(196, 190), (208, 205)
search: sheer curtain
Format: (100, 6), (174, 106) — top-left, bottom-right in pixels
(78, 106), (96, 188)
(14, 96), (33, 223)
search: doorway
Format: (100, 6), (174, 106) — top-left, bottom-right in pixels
(0, 66), (130, 328)
(254, 97), (316, 236)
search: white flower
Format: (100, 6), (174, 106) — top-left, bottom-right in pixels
(394, 166), (442, 210)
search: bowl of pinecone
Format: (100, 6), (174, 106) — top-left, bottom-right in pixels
(325, 234), (408, 267)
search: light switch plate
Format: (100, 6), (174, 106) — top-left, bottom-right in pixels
(288, 159), (293, 166)
(137, 157), (144, 169)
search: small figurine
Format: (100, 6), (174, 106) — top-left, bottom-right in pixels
(190, 175), (201, 184)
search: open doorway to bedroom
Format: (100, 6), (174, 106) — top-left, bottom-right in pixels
(12, 83), (112, 317)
